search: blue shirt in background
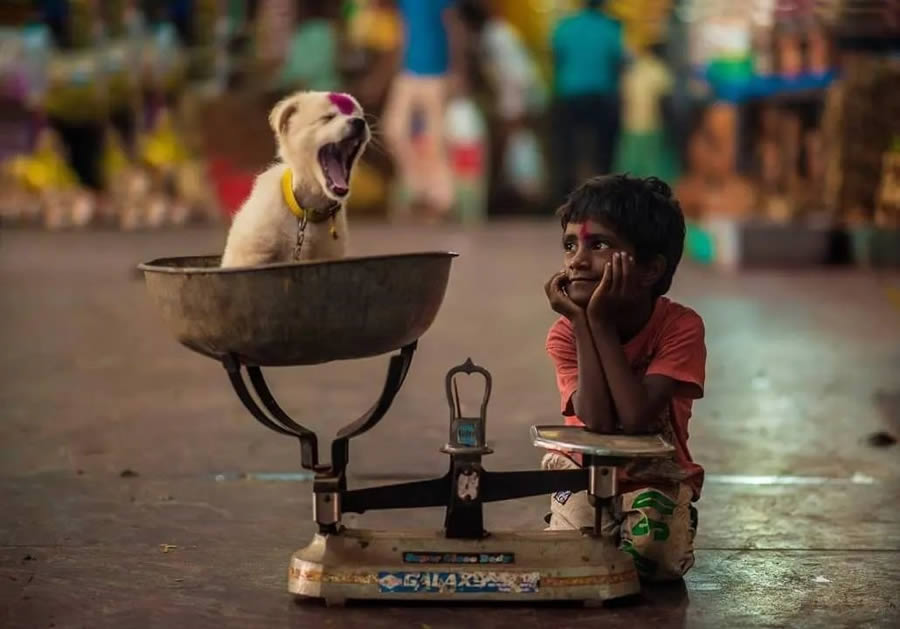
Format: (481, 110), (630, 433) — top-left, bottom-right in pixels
(551, 9), (625, 97)
(397, 0), (455, 76)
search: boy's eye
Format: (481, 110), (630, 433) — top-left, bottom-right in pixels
(563, 239), (576, 252)
(592, 240), (610, 250)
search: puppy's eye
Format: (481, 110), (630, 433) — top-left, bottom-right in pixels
(320, 113), (337, 123)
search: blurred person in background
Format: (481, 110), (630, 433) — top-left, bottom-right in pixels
(612, 42), (680, 184)
(254, 0), (295, 80)
(382, 0), (468, 219)
(458, 0), (548, 204)
(549, 0), (626, 204)
(458, 1), (545, 129)
(41, 0), (105, 191)
(349, 0), (404, 111)
(274, 0), (342, 93)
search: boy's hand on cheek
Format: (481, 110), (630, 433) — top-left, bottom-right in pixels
(545, 271), (583, 321)
(588, 252), (635, 323)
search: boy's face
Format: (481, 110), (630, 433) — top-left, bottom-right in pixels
(561, 220), (637, 307)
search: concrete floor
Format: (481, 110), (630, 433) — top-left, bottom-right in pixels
(1, 223), (898, 628)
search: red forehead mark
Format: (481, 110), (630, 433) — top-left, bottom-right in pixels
(328, 92), (355, 115)
(578, 222), (590, 241)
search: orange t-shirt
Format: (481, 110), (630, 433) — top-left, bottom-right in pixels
(545, 297), (706, 499)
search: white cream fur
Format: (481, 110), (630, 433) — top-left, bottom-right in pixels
(221, 91), (369, 267)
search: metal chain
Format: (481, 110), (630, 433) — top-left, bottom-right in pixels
(293, 213), (308, 260)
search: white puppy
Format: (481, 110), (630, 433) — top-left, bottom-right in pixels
(221, 91), (370, 267)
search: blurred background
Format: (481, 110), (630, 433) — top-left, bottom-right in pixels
(1, 4), (899, 625)
(0, 0), (898, 269)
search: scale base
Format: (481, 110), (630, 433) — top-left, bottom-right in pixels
(289, 528), (639, 606)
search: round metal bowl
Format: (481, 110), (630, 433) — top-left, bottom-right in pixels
(138, 252), (457, 366)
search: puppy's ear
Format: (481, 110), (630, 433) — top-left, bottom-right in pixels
(269, 97), (298, 137)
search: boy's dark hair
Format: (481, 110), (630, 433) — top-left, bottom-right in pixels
(556, 174), (686, 297)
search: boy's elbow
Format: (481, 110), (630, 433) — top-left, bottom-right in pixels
(574, 400), (616, 433)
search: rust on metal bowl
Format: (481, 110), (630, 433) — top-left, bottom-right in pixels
(137, 252), (457, 366)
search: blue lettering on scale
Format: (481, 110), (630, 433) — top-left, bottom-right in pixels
(377, 571), (539, 594)
(403, 552), (515, 564)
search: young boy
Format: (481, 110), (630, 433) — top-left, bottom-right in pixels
(543, 174), (705, 582)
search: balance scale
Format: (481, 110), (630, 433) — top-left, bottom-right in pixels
(139, 252), (674, 606)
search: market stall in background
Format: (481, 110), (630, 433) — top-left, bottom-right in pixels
(677, 0), (900, 269)
(0, 0), (897, 268)
(0, 0), (232, 230)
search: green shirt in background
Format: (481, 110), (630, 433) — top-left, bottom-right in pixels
(277, 19), (341, 92)
(551, 9), (625, 98)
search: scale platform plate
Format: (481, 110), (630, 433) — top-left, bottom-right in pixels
(137, 252), (456, 366)
(289, 529), (639, 606)
(531, 425), (676, 459)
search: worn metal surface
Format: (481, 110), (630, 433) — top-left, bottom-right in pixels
(1, 225), (899, 628)
(531, 426), (676, 458)
(288, 530), (639, 605)
(138, 253), (456, 366)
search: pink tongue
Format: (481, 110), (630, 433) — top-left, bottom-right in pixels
(326, 153), (348, 190)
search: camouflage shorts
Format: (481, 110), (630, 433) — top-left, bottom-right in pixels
(542, 452), (698, 582)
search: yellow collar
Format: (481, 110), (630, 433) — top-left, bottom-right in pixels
(281, 168), (307, 220)
(280, 168), (340, 239)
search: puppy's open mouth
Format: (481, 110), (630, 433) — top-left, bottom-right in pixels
(318, 135), (364, 198)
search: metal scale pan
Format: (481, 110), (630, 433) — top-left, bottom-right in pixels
(138, 252), (457, 366)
